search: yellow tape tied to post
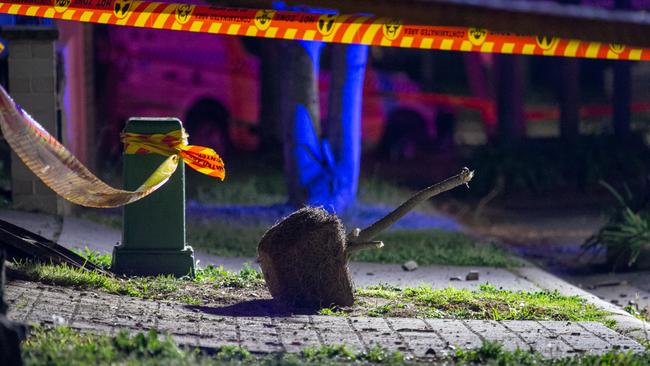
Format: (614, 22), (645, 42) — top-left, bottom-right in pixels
(0, 85), (224, 208)
(122, 130), (225, 180)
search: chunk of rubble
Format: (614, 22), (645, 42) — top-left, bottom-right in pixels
(402, 260), (418, 271)
(465, 271), (479, 281)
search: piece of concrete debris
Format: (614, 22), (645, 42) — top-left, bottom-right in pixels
(402, 260), (418, 271)
(449, 276), (463, 281)
(465, 271), (479, 281)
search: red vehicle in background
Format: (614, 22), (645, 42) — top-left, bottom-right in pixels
(99, 27), (491, 158)
(100, 27), (260, 155)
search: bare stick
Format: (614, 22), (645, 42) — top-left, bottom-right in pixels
(346, 167), (474, 252)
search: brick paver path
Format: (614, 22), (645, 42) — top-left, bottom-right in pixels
(6, 280), (646, 359)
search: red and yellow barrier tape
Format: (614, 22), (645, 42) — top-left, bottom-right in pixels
(122, 130), (225, 180)
(1, 0), (648, 61)
(0, 85), (224, 208)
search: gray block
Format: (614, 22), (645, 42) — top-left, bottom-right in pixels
(464, 320), (529, 351)
(30, 42), (54, 59)
(9, 78), (31, 93)
(428, 319), (483, 349)
(8, 42), (30, 59)
(31, 78), (55, 93)
(9, 59), (55, 78)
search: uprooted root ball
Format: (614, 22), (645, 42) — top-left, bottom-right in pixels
(257, 207), (354, 308)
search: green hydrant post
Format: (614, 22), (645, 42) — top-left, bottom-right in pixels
(112, 118), (195, 277)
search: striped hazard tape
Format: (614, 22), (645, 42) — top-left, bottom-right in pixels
(0, 81), (224, 208)
(122, 129), (226, 180)
(0, 0), (649, 61)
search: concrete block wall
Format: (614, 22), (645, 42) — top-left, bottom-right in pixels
(2, 27), (65, 215)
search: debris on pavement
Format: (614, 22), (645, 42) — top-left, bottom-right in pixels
(402, 260), (418, 271)
(0, 219), (109, 275)
(466, 271), (480, 281)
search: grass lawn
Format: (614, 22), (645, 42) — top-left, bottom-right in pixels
(9, 252), (607, 326)
(352, 230), (518, 267)
(350, 284), (610, 324)
(11, 252), (640, 365)
(22, 326), (650, 366)
(79, 167), (518, 268)
(184, 218), (517, 267)
(77, 155), (519, 267)
(10, 252), (264, 305)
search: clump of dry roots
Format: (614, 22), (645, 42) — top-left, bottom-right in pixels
(258, 208), (353, 307)
(258, 167), (474, 309)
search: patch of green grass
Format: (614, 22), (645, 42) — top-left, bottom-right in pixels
(72, 247), (112, 269)
(10, 259), (264, 304)
(366, 303), (399, 317)
(23, 326), (196, 366)
(213, 345), (252, 361)
(623, 305), (650, 322)
(301, 344), (356, 361)
(639, 339), (650, 350)
(23, 326), (650, 365)
(583, 181), (650, 271)
(194, 263), (264, 289)
(193, 174), (287, 205)
(352, 229), (519, 267)
(356, 283), (608, 323)
(22, 326), (408, 366)
(13, 260), (181, 298)
(77, 182), (518, 269)
(186, 154), (287, 206)
(318, 307), (349, 317)
(454, 340), (650, 366)
(188, 221), (515, 269)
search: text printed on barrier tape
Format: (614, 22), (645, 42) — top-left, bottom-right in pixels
(1, 0), (649, 61)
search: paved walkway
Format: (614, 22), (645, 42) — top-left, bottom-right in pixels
(5, 280), (646, 359)
(2, 208), (650, 357)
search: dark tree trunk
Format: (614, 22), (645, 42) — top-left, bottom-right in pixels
(280, 40), (368, 211)
(464, 53), (491, 100)
(613, 60), (631, 139)
(556, 0), (581, 141)
(281, 41), (324, 207)
(495, 54), (526, 143)
(558, 58), (581, 140)
(613, 0), (632, 139)
(464, 53), (494, 136)
(258, 40), (287, 151)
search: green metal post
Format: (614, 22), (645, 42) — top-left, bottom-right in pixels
(111, 118), (195, 277)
